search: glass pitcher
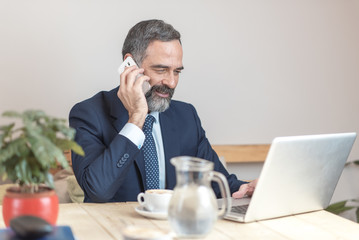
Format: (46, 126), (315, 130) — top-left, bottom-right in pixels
(168, 156), (231, 238)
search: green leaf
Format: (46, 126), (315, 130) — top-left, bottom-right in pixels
(28, 132), (70, 170)
(45, 172), (54, 189)
(54, 139), (84, 157)
(27, 135), (57, 166)
(0, 138), (29, 163)
(56, 123), (76, 139)
(0, 123), (15, 134)
(326, 200), (354, 215)
(71, 142), (85, 156)
(23, 110), (46, 121)
(0, 123), (16, 148)
(326, 200), (346, 211)
(14, 159), (28, 185)
(2, 111), (22, 118)
(1, 172), (8, 181)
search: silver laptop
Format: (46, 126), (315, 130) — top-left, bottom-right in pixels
(221, 132), (357, 223)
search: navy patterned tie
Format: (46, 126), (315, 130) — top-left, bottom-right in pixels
(143, 115), (160, 189)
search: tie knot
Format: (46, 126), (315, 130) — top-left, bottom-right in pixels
(144, 115), (155, 132)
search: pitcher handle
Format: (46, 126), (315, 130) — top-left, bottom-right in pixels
(211, 171), (231, 217)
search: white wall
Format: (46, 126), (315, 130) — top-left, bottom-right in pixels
(1, 0), (359, 202)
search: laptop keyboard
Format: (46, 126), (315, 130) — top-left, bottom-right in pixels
(231, 204), (249, 214)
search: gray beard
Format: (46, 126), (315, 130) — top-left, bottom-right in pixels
(146, 85), (175, 112)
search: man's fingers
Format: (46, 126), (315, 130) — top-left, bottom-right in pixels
(120, 65), (137, 85)
(134, 74), (150, 91)
(120, 66), (144, 88)
(232, 184), (249, 199)
(232, 191), (244, 198)
(126, 68), (145, 87)
(232, 179), (259, 199)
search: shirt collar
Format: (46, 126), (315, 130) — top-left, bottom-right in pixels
(149, 111), (159, 123)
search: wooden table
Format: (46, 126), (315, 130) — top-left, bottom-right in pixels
(1, 202), (359, 239)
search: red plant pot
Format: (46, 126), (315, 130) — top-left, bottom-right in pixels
(2, 186), (59, 227)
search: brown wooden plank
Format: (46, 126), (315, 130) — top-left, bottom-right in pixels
(63, 145), (269, 165)
(212, 144), (270, 163)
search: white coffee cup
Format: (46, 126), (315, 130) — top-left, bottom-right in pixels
(137, 189), (173, 212)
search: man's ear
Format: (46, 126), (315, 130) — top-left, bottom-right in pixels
(123, 53), (133, 60)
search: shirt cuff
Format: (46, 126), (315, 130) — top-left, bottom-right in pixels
(119, 123), (145, 149)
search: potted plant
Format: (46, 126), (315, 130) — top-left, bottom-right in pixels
(325, 160), (359, 223)
(0, 110), (84, 226)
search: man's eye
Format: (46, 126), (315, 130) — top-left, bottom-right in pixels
(174, 70), (182, 75)
(156, 69), (166, 73)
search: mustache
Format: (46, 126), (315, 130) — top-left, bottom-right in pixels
(146, 85), (175, 98)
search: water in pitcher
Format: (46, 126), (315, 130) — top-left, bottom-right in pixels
(168, 184), (217, 237)
(167, 156), (230, 238)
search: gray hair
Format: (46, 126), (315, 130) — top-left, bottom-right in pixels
(122, 19), (181, 66)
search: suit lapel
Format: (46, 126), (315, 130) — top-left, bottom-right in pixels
(109, 88), (181, 190)
(160, 110), (180, 189)
(108, 88), (146, 189)
(109, 91), (129, 133)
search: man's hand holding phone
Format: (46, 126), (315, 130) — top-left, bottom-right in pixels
(118, 57), (151, 94)
(117, 56), (151, 129)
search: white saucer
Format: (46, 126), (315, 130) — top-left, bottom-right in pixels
(122, 225), (173, 240)
(135, 206), (168, 220)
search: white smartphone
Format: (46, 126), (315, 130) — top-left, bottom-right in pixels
(118, 56), (151, 94)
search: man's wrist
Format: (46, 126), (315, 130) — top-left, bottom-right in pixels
(128, 112), (147, 129)
(119, 123), (145, 149)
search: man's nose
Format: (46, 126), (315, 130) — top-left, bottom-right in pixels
(162, 73), (176, 88)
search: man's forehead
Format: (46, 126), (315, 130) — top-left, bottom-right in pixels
(146, 40), (182, 55)
(143, 40), (183, 67)
(148, 39), (181, 47)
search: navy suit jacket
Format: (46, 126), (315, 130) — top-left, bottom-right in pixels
(69, 87), (246, 202)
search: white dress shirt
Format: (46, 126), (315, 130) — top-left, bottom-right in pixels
(119, 112), (166, 189)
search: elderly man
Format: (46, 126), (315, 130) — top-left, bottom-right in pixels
(69, 19), (256, 202)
